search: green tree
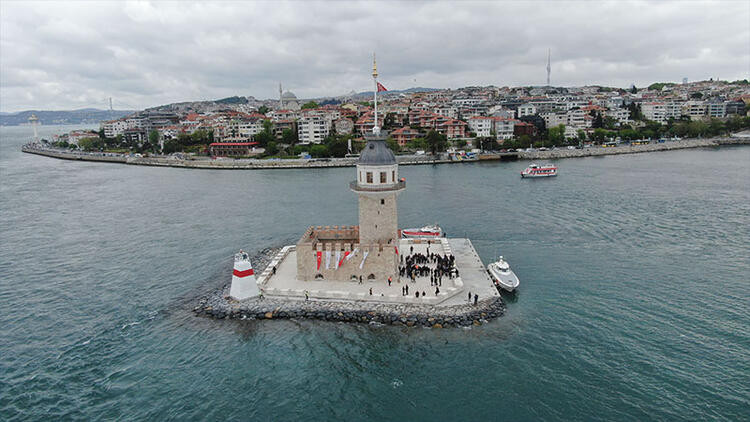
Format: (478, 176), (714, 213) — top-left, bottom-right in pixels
(576, 130), (587, 143)
(265, 141), (279, 156)
(547, 124), (566, 145)
(630, 85), (637, 94)
(78, 137), (103, 151)
(148, 130), (160, 147)
(628, 103), (644, 120)
(323, 135), (349, 157)
(301, 101), (319, 110)
(281, 128), (297, 146)
(517, 135), (532, 148)
(257, 105), (269, 114)
(690, 92), (703, 99)
(406, 137), (428, 151)
(309, 144), (329, 158)
(425, 130), (448, 155)
(386, 137), (400, 153)
(163, 138), (180, 154)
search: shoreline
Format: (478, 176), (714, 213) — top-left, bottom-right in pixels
(21, 136), (748, 169)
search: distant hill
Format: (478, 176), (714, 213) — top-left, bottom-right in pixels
(348, 87), (439, 98)
(0, 109), (134, 126)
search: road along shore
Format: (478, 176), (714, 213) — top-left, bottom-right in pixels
(22, 136), (748, 169)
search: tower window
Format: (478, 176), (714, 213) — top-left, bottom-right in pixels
(380, 172), (386, 183)
(366, 172), (373, 183)
(392, 171), (395, 181)
(381, 199), (385, 205)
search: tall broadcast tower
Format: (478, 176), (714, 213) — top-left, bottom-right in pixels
(546, 48), (551, 87)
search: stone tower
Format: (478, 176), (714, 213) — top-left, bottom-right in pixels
(352, 134), (403, 243)
(350, 133), (405, 279)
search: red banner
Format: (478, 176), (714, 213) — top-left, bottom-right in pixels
(395, 246), (399, 255)
(338, 251), (350, 267)
(377, 82), (388, 92)
(316, 251), (322, 270)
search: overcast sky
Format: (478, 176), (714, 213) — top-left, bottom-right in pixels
(1, 1), (748, 112)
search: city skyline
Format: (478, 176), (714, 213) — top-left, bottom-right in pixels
(1, 1), (749, 112)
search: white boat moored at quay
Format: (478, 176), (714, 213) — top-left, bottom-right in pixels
(487, 256), (520, 292)
(401, 224), (443, 238)
(521, 163), (557, 178)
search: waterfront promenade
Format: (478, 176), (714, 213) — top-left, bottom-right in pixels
(22, 136), (748, 169)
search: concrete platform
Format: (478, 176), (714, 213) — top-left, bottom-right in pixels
(257, 238), (499, 307)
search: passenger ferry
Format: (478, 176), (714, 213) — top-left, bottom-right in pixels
(521, 163), (557, 178)
(401, 224), (443, 238)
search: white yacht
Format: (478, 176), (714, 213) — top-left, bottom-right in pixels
(487, 256), (520, 292)
(401, 224), (443, 238)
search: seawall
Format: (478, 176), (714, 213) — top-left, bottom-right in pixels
(518, 137), (748, 160)
(22, 136), (749, 169)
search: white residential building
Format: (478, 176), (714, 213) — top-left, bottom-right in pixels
(494, 118), (516, 140)
(541, 112), (567, 128)
(707, 102), (726, 118)
(642, 102), (667, 123)
(683, 101), (707, 120)
(604, 108), (631, 124)
(297, 115), (331, 144)
(517, 103), (537, 117)
(101, 120), (128, 138)
(467, 116), (494, 137)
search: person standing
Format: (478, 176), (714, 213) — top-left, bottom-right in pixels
(388, 276), (392, 286)
(369, 287), (373, 296)
(304, 290), (309, 301)
(473, 293), (478, 306)
(468, 291), (472, 303)
(435, 286), (440, 295)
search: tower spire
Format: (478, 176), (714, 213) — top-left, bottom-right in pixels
(279, 83), (283, 109)
(372, 53), (381, 135)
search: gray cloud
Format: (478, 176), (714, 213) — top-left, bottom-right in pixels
(1, 0), (748, 112)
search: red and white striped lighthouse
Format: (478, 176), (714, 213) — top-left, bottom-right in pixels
(229, 250), (260, 300)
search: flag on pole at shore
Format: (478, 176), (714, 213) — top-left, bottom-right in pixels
(377, 82), (388, 92)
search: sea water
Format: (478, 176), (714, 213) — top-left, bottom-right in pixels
(1, 125), (748, 420)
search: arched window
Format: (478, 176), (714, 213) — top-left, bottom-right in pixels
(367, 274), (376, 280)
(315, 273), (324, 280)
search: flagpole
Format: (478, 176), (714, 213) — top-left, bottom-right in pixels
(372, 53), (380, 135)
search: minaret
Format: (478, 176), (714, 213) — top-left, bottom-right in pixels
(28, 114), (39, 142)
(279, 83), (283, 109)
(546, 48), (551, 87)
(372, 53), (380, 135)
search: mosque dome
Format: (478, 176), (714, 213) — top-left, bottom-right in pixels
(281, 91), (297, 100)
(358, 138), (396, 166)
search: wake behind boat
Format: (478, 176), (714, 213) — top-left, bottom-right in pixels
(521, 163), (557, 178)
(401, 224), (443, 238)
(488, 256), (520, 292)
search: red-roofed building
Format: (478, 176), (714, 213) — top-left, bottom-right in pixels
(390, 127), (422, 146)
(209, 142), (261, 157)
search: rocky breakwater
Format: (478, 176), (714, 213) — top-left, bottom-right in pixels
(194, 246), (505, 329)
(194, 294), (505, 328)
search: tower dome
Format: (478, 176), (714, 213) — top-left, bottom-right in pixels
(358, 138), (396, 166)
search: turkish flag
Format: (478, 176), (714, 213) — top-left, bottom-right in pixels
(377, 82), (388, 92)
